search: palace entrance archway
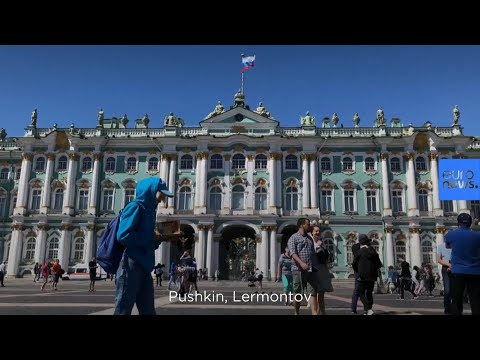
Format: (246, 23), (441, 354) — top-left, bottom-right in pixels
(218, 225), (256, 280)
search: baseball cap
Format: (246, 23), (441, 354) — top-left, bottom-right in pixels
(358, 234), (371, 245)
(457, 213), (472, 226)
(158, 179), (174, 198)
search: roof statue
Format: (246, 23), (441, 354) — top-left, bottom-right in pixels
(121, 113), (129, 127)
(376, 107), (386, 127)
(142, 114), (150, 128)
(331, 113), (339, 127)
(301, 111), (315, 126)
(453, 105), (460, 126)
(97, 108), (105, 128)
(255, 102), (271, 118)
(164, 112), (184, 127)
(353, 112), (360, 127)
(31, 109), (38, 128)
(0, 128), (6, 141)
(233, 89), (245, 108)
(205, 101), (225, 120)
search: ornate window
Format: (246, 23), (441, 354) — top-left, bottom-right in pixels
(390, 157), (401, 172)
(341, 180), (357, 214)
(34, 156), (46, 172)
(126, 157), (137, 173)
(78, 189), (89, 211)
(180, 155), (193, 170)
(0, 189), (6, 217)
(105, 157), (116, 173)
(342, 157), (354, 172)
(395, 240), (406, 266)
(148, 157), (159, 172)
(47, 237), (60, 261)
(255, 154), (267, 170)
(232, 154), (246, 169)
(231, 185), (245, 210)
(364, 157), (376, 171)
(53, 188), (64, 211)
(210, 154), (223, 169)
(285, 186), (298, 211)
(391, 181), (406, 214)
(57, 155), (68, 172)
(415, 156), (427, 172)
(366, 190), (377, 213)
(421, 238), (435, 264)
(254, 187), (267, 210)
(442, 200), (455, 214)
(24, 237), (36, 261)
(178, 186), (193, 211)
(81, 157), (93, 173)
(320, 180), (335, 213)
(209, 186), (222, 210)
(418, 189), (429, 212)
(285, 155), (298, 170)
(73, 238), (85, 262)
(0, 168), (9, 180)
(30, 188), (42, 211)
(102, 189), (114, 211)
(15, 168), (21, 180)
(124, 189), (135, 206)
(320, 157), (331, 172)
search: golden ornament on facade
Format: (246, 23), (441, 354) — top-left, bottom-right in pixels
(247, 154), (254, 161)
(224, 154), (231, 161)
(381, 153), (389, 161)
(256, 148), (267, 154)
(409, 228), (420, 234)
(232, 126), (246, 134)
(94, 153), (103, 161)
(86, 224), (96, 231)
(405, 152), (414, 161)
(211, 147), (223, 154)
(74, 231), (84, 238)
(182, 148), (192, 154)
(60, 224), (74, 231)
(22, 153), (34, 161)
(47, 153), (56, 161)
(37, 223), (50, 231)
(11, 223), (25, 231)
(384, 227), (394, 234)
(55, 131), (70, 151)
(68, 153), (80, 161)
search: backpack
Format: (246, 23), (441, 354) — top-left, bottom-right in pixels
(96, 212), (125, 275)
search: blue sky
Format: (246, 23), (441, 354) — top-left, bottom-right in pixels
(0, 45), (479, 137)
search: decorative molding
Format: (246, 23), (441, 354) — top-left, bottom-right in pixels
(68, 153), (80, 161)
(211, 147), (223, 154)
(37, 223), (50, 231)
(182, 148), (192, 154)
(11, 223), (25, 231)
(260, 225), (269, 231)
(211, 178), (222, 186)
(256, 147), (267, 154)
(409, 228), (420, 234)
(60, 224), (74, 231)
(197, 224), (206, 231)
(269, 225), (277, 231)
(384, 227), (394, 234)
(224, 154), (231, 161)
(204, 224), (214, 231)
(86, 224), (97, 231)
(74, 230), (85, 238)
(270, 152), (282, 160)
(47, 153), (56, 161)
(94, 153), (103, 161)
(22, 153), (34, 161)
(405, 152), (414, 161)
(380, 153), (389, 161)
(233, 144), (244, 152)
(247, 154), (255, 161)
(232, 126), (246, 134)
(127, 151), (136, 155)
(287, 147), (298, 154)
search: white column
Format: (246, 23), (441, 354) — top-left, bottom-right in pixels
(205, 225), (214, 279)
(268, 153), (277, 210)
(88, 153), (102, 215)
(159, 241), (171, 268)
(435, 228), (445, 248)
(260, 225), (269, 276)
(309, 155), (318, 210)
(15, 152), (33, 215)
(302, 154), (310, 210)
(85, 224), (96, 263)
(58, 224), (72, 269)
(160, 154), (169, 181)
(195, 226), (206, 269)
(458, 200), (469, 214)
(167, 155), (177, 210)
(201, 153), (208, 208)
(385, 227), (394, 268)
(63, 153), (79, 216)
(255, 235), (261, 270)
(409, 228), (422, 268)
(406, 152), (419, 217)
(40, 153), (55, 213)
(34, 224), (48, 264)
(381, 153), (392, 216)
(275, 156), (282, 211)
(223, 155), (231, 214)
(7, 225), (24, 276)
(246, 155), (255, 211)
(429, 153), (443, 216)
(269, 226), (278, 281)
(194, 153), (202, 208)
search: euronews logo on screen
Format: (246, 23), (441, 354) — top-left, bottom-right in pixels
(439, 159), (480, 200)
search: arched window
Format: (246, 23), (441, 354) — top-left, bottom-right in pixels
(232, 154), (246, 169)
(25, 238), (36, 261)
(73, 238), (85, 261)
(209, 186), (222, 210)
(47, 238), (60, 261)
(105, 157), (116, 172)
(422, 239), (435, 264)
(57, 155), (68, 171)
(254, 187), (267, 210)
(82, 157), (92, 172)
(395, 240), (406, 266)
(102, 188), (114, 211)
(255, 154), (267, 170)
(390, 157), (400, 172)
(343, 157), (353, 171)
(35, 157), (45, 172)
(285, 155), (298, 170)
(180, 155), (193, 170)
(148, 157), (159, 171)
(442, 200), (454, 214)
(323, 238), (336, 263)
(78, 189), (89, 211)
(415, 156), (426, 171)
(418, 189), (429, 212)
(126, 157), (137, 172)
(286, 186), (298, 211)
(53, 188), (64, 211)
(392, 189), (403, 213)
(346, 240), (355, 265)
(365, 157), (375, 171)
(320, 157), (331, 171)
(30, 189), (42, 210)
(124, 188), (135, 206)
(231, 185), (245, 210)
(210, 154), (223, 169)
(178, 187), (192, 210)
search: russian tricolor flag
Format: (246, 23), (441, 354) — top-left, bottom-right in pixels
(241, 54), (255, 72)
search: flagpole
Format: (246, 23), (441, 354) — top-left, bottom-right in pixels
(241, 71), (244, 95)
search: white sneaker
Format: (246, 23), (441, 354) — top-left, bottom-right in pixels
(367, 309), (374, 315)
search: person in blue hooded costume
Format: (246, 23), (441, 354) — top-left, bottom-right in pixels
(114, 178), (173, 315)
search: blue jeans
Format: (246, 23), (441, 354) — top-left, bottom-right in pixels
(441, 267), (452, 314)
(114, 254), (155, 315)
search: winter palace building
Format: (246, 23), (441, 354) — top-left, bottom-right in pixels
(0, 93), (479, 280)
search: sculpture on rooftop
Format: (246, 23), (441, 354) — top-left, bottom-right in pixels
(121, 113), (129, 127)
(233, 89), (245, 108)
(331, 113), (339, 127)
(142, 114), (150, 128)
(31, 109), (38, 128)
(353, 113), (360, 127)
(453, 105), (460, 126)
(301, 111), (315, 126)
(97, 108), (105, 128)
(376, 108), (386, 127)
(255, 102), (271, 118)
(0, 128), (6, 141)
(205, 101), (225, 119)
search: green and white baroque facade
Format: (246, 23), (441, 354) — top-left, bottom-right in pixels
(0, 96), (479, 279)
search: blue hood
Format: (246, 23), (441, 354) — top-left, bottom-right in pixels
(134, 178), (163, 211)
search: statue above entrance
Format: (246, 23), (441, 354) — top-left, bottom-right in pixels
(254, 102), (271, 118)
